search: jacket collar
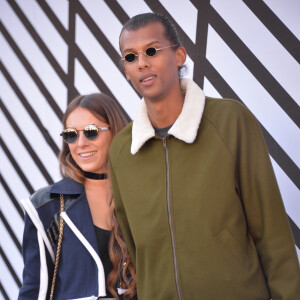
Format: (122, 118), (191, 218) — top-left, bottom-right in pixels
(131, 78), (206, 154)
(49, 177), (84, 195)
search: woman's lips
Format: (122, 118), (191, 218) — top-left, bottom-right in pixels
(78, 152), (96, 159)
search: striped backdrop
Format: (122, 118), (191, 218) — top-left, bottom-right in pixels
(0, 0), (299, 299)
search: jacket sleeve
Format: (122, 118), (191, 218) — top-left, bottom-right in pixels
(109, 156), (136, 267)
(234, 105), (300, 299)
(18, 213), (52, 300)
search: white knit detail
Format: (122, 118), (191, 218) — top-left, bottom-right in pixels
(131, 78), (205, 154)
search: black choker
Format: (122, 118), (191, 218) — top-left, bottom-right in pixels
(83, 171), (107, 180)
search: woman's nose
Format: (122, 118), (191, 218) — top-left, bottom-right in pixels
(77, 131), (88, 146)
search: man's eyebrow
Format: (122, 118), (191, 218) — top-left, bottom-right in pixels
(122, 40), (161, 53)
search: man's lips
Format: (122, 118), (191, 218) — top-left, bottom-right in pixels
(140, 74), (156, 83)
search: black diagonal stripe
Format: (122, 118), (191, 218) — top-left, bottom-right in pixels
(243, 0), (300, 64)
(0, 100), (54, 184)
(289, 216), (300, 249)
(74, 46), (131, 122)
(36, 0), (135, 118)
(143, 0), (197, 61)
(0, 22), (63, 121)
(209, 6), (300, 127)
(190, 0), (211, 89)
(36, 0), (69, 42)
(0, 210), (22, 253)
(0, 246), (21, 288)
(103, 0), (130, 25)
(67, 0), (78, 103)
(0, 282), (10, 300)
(204, 59), (300, 190)
(6, 0), (78, 99)
(75, 1), (126, 78)
(0, 62), (60, 156)
(0, 173), (24, 219)
(0, 137), (34, 194)
(35, 0), (78, 103)
(75, 0), (140, 108)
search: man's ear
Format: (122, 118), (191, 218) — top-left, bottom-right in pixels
(176, 47), (187, 67)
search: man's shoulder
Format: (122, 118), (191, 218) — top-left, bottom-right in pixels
(205, 96), (246, 111)
(204, 96), (256, 123)
(202, 96), (261, 142)
(110, 122), (133, 162)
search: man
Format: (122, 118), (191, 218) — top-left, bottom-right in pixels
(109, 12), (300, 300)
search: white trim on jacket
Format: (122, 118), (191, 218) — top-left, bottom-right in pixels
(21, 198), (55, 262)
(21, 197), (123, 299)
(37, 231), (48, 300)
(61, 212), (106, 298)
(131, 78), (206, 154)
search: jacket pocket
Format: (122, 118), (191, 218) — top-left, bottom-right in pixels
(216, 228), (248, 264)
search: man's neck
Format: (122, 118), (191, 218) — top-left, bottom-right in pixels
(145, 85), (184, 128)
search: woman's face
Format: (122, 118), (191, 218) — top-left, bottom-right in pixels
(65, 107), (112, 174)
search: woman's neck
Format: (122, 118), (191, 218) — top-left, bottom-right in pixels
(84, 178), (110, 201)
(84, 178), (112, 230)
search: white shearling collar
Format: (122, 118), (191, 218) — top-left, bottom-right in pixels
(131, 78), (206, 155)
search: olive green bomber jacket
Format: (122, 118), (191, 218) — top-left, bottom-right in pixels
(109, 79), (300, 300)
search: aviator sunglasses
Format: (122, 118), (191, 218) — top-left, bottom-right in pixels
(60, 124), (110, 144)
(122, 45), (177, 63)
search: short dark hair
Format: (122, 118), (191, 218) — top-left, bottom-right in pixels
(120, 12), (187, 78)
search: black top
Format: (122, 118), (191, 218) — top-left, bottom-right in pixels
(153, 124), (173, 138)
(94, 225), (114, 298)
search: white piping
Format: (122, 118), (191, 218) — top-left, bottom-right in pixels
(21, 198), (55, 262)
(68, 296), (98, 300)
(117, 287), (128, 295)
(37, 231), (48, 300)
(60, 212), (106, 297)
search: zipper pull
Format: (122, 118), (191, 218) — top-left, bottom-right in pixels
(163, 137), (167, 149)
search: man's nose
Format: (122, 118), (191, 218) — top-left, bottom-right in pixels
(137, 51), (150, 68)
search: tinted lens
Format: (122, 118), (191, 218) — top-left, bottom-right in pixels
(145, 47), (157, 56)
(83, 125), (99, 141)
(62, 130), (77, 144)
(124, 53), (136, 62)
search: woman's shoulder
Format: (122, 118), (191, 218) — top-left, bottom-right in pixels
(30, 185), (55, 209)
(29, 177), (84, 209)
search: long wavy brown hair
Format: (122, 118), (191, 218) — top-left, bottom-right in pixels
(59, 93), (136, 299)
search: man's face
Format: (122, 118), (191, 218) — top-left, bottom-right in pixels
(120, 22), (184, 102)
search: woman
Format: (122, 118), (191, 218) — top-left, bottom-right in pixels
(19, 93), (137, 300)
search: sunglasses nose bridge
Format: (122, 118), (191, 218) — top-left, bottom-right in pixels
(75, 130), (84, 143)
(138, 50), (148, 57)
(136, 50), (151, 65)
(76, 129), (95, 146)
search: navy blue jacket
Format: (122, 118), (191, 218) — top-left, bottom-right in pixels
(19, 177), (118, 300)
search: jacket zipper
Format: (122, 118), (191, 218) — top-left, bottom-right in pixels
(163, 137), (183, 300)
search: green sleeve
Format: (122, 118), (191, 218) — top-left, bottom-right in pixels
(235, 106), (300, 299)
